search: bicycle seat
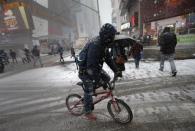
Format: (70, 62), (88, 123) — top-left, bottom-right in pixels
(76, 82), (83, 87)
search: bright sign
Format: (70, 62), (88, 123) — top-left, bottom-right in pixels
(3, 10), (18, 30)
(0, 2), (34, 33)
(121, 23), (130, 30)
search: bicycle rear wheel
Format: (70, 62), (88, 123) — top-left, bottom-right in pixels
(107, 98), (133, 124)
(66, 94), (84, 116)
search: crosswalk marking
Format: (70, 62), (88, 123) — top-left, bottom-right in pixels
(0, 89), (47, 93)
(5, 99), (65, 115)
(0, 97), (32, 107)
(0, 97), (64, 112)
(0, 86), (194, 126)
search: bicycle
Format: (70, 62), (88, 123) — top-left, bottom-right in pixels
(66, 77), (133, 124)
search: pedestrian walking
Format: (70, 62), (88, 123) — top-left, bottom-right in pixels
(51, 45), (55, 55)
(19, 49), (27, 64)
(0, 50), (9, 64)
(159, 27), (177, 77)
(9, 49), (18, 63)
(24, 48), (31, 63)
(32, 45), (43, 67)
(128, 42), (143, 69)
(70, 47), (75, 58)
(58, 45), (64, 63)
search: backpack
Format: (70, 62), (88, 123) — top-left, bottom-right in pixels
(75, 43), (90, 70)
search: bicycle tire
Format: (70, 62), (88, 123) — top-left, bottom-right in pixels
(66, 94), (84, 116)
(107, 98), (133, 124)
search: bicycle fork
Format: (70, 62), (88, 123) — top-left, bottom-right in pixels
(111, 94), (121, 112)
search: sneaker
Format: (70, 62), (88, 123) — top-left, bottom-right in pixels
(84, 113), (97, 121)
(159, 68), (163, 71)
(172, 71), (177, 77)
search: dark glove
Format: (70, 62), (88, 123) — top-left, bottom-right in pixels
(114, 71), (122, 79)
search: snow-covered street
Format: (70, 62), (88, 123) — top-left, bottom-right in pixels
(0, 58), (195, 131)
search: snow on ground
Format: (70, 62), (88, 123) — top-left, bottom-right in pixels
(105, 59), (195, 80)
(63, 56), (75, 62)
(0, 58), (195, 86)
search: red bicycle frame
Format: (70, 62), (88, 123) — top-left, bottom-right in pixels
(70, 78), (120, 112)
(93, 90), (120, 112)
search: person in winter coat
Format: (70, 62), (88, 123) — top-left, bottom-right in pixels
(9, 49), (17, 63)
(159, 27), (177, 76)
(128, 42), (143, 69)
(24, 48), (31, 63)
(32, 45), (43, 67)
(19, 49), (27, 64)
(58, 45), (64, 63)
(70, 47), (75, 58)
(77, 23), (121, 120)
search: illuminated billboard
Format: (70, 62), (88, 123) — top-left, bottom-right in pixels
(0, 2), (34, 33)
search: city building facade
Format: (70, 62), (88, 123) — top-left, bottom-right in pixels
(75, 0), (100, 48)
(117, 0), (195, 46)
(111, 0), (122, 32)
(117, 0), (141, 38)
(0, 0), (78, 53)
(141, 0), (195, 45)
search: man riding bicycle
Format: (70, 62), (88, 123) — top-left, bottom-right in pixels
(77, 23), (121, 120)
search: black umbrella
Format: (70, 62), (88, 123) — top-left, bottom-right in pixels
(113, 35), (136, 47)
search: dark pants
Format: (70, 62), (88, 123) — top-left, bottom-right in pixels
(160, 53), (177, 73)
(59, 53), (64, 62)
(79, 69), (110, 114)
(26, 55), (31, 63)
(134, 54), (141, 68)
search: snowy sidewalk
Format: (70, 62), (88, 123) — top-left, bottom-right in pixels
(114, 59), (195, 80)
(61, 57), (195, 82)
(1, 58), (194, 86)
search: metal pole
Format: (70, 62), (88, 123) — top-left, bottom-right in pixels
(139, 0), (142, 36)
(96, 0), (101, 29)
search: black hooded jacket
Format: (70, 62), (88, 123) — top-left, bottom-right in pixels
(85, 36), (118, 82)
(159, 32), (177, 54)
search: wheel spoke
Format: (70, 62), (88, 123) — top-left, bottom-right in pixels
(66, 94), (84, 116)
(107, 99), (133, 124)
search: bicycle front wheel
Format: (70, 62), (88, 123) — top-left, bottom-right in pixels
(107, 98), (133, 124)
(66, 94), (84, 116)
